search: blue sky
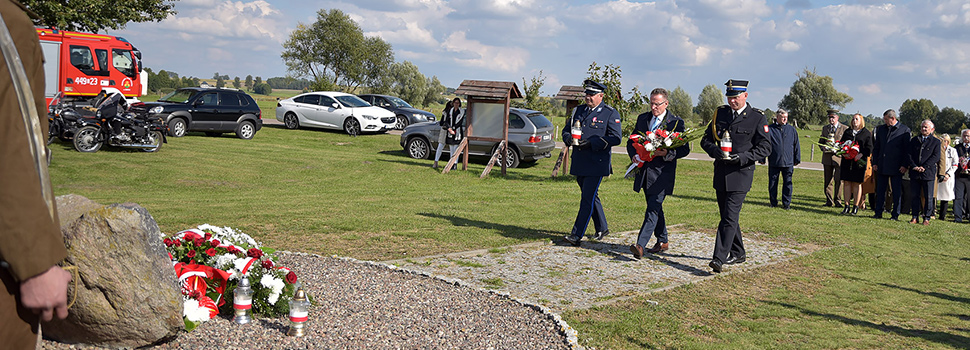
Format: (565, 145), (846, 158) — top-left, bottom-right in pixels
(110, 0), (970, 122)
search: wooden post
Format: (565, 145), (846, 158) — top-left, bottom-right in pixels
(551, 145), (570, 177)
(442, 138), (468, 174)
(481, 140), (506, 178)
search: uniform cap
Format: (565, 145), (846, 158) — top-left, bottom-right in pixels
(724, 79), (748, 97)
(583, 79), (606, 95)
(827, 109), (840, 115)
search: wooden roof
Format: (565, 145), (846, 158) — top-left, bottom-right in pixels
(554, 85), (584, 101)
(454, 80), (522, 100)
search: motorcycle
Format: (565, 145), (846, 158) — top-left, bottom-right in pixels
(47, 92), (97, 144)
(72, 93), (168, 153)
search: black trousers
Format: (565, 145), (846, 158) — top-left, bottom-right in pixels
(768, 166), (794, 207)
(910, 179), (935, 220)
(713, 189), (747, 263)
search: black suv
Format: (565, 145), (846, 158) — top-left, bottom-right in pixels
(132, 87), (262, 139)
(358, 94), (435, 129)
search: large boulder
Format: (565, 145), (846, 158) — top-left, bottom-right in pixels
(43, 194), (182, 348)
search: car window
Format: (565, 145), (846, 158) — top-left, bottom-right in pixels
(360, 95), (373, 104)
(293, 95), (305, 103)
(198, 92), (218, 106)
(159, 89), (194, 103)
(527, 113), (553, 128)
(301, 94), (320, 105)
(388, 96), (413, 108)
(111, 49), (136, 78)
(335, 95), (370, 108)
(219, 92), (241, 106)
(319, 95), (337, 107)
(509, 114), (526, 129)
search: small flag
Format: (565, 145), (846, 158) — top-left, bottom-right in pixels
(763, 125), (769, 133)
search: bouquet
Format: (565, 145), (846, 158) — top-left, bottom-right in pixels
(165, 224), (302, 331)
(624, 125), (704, 178)
(818, 140), (866, 167)
(815, 137), (843, 155)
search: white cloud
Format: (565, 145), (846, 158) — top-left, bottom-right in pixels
(775, 40), (800, 52)
(858, 84), (881, 95)
(157, 0), (287, 42)
(441, 31), (528, 71)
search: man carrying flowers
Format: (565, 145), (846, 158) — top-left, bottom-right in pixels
(626, 88), (691, 260)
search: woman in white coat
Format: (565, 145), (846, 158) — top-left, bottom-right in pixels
(938, 134), (958, 220)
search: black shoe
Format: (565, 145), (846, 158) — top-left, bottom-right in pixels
(726, 254), (746, 265)
(783, 204), (791, 210)
(709, 259), (723, 273)
(851, 206), (859, 215)
(563, 235), (581, 247)
(872, 213), (883, 219)
(824, 202), (834, 207)
(593, 230), (610, 240)
(890, 216), (899, 221)
(841, 205), (850, 215)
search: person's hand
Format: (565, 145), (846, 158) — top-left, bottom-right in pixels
(854, 153), (863, 161)
(794, 162), (800, 166)
(19, 266), (72, 322)
(899, 166), (908, 174)
(448, 128), (455, 135)
(632, 154), (643, 163)
(872, 164), (879, 172)
(576, 139), (589, 150)
(719, 154), (740, 166)
(653, 148), (668, 157)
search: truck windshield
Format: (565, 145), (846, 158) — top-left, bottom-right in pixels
(111, 49), (136, 78)
(159, 89), (195, 103)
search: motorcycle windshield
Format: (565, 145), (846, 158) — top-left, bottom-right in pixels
(48, 92), (63, 113)
(96, 93), (124, 117)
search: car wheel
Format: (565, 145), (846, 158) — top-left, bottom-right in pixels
(343, 117), (361, 136)
(395, 115), (409, 130)
(283, 112), (300, 129)
(141, 131), (163, 152)
(405, 137), (431, 159)
(204, 132), (222, 137)
(168, 118), (187, 137)
(236, 121), (256, 140)
(502, 145), (521, 168)
(73, 126), (102, 153)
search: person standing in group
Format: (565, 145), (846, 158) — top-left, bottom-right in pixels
(700, 79), (771, 273)
(626, 88), (690, 260)
(820, 110), (848, 207)
(838, 114), (873, 215)
(937, 134), (958, 221)
(562, 79), (622, 247)
(871, 109), (911, 220)
(953, 129), (970, 223)
(434, 98), (463, 169)
(908, 120), (941, 225)
(0, 1), (74, 349)
(760, 109), (800, 210)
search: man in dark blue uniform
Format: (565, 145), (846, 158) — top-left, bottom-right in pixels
(760, 109), (800, 209)
(871, 109), (911, 220)
(626, 88), (690, 259)
(908, 120), (941, 225)
(700, 79), (772, 273)
(562, 80), (623, 246)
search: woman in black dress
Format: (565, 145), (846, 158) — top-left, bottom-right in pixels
(840, 113), (873, 215)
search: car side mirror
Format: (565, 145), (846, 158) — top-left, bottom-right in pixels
(331, 103), (340, 109)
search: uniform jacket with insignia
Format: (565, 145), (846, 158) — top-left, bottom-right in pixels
(561, 102), (622, 177)
(700, 103), (772, 192)
(626, 111), (690, 194)
(819, 123), (848, 165)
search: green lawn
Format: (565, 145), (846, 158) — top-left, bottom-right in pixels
(47, 124), (970, 349)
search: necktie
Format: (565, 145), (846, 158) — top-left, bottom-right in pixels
(651, 118), (661, 131)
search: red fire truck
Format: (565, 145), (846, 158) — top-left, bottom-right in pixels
(37, 28), (147, 103)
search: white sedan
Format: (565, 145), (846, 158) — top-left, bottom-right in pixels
(276, 92), (396, 135)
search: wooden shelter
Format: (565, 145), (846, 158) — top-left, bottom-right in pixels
(551, 85), (585, 176)
(445, 80), (522, 177)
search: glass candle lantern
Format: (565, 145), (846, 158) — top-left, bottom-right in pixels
(233, 277), (254, 324)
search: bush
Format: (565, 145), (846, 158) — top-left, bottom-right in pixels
(253, 83), (273, 95)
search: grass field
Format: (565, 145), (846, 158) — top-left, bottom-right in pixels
(48, 101), (970, 348)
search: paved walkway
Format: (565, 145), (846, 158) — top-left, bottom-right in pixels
(384, 225), (815, 313)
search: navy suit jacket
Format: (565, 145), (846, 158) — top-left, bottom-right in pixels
(700, 104), (772, 192)
(908, 135), (941, 181)
(872, 122), (911, 175)
(626, 112), (690, 194)
(766, 123), (800, 167)
(562, 102), (622, 177)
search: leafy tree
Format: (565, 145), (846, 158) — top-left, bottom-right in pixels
(213, 72), (221, 80)
(233, 77), (241, 89)
(519, 70), (550, 113)
(668, 86), (695, 124)
(777, 68), (853, 125)
(255, 76), (262, 86)
(695, 84), (723, 125)
(216, 76), (225, 88)
(389, 61), (427, 105)
(245, 75), (253, 90)
(347, 36), (393, 92)
(423, 75), (445, 107)
(585, 62), (646, 135)
(935, 107), (968, 135)
(22, 0), (175, 33)
(253, 83), (273, 95)
(899, 98), (938, 130)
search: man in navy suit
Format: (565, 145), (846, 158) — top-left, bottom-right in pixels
(562, 80), (623, 246)
(626, 88), (690, 260)
(700, 79), (772, 273)
(871, 109), (911, 220)
(908, 120), (941, 225)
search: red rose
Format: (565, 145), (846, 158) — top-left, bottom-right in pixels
(183, 232), (199, 241)
(193, 238), (204, 247)
(210, 239), (220, 247)
(247, 248), (263, 259)
(286, 271), (298, 284)
(204, 232), (212, 240)
(163, 238), (173, 247)
(227, 246), (240, 254)
(187, 250), (197, 258)
(261, 260), (274, 269)
(206, 248), (217, 257)
(173, 240), (182, 247)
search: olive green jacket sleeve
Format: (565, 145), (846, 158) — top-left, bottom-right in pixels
(0, 0), (68, 282)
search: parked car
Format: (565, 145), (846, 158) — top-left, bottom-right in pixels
(131, 87), (262, 139)
(399, 108), (556, 168)
(358, 94), (436, 130)
(276, 92), (396, 135)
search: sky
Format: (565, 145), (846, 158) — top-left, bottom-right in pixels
(108, 0), (970, 119)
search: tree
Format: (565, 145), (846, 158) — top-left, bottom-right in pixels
(668, 86), (695, 124)
(777, 68), (853, 125)
(22, 0), (175, 33)
(935, 107), (968, 135)
(255, 76), (262, 86)
(520, 70), (548, 112)
(389, 61), (427, 105)
(253, 83), (273, 95)
(281, 9), (394, 91)
(899, 98), (939, 130)
(695, 84), (723, 125)
(216, 76), (225, 88)
(233, 77), (241, 89)
(423, 75), (445, 107)
(245, 75), (253, 90)
(585, 62), (646, 135)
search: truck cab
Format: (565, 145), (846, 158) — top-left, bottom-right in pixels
(37, 28), (147, 105)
